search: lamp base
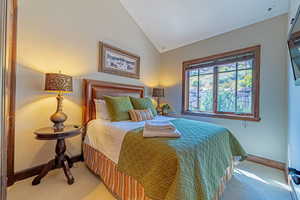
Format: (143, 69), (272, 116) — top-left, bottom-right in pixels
(50, 93), (67, 131)
(50, 111), (67, 131)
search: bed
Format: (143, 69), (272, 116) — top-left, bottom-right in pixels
(82, 79), (246, 200)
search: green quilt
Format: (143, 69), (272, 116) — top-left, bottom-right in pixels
(117, 119), (246, 200)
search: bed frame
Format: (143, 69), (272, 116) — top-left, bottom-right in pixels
(82, 79), (144, 134)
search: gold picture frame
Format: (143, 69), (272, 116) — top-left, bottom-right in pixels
(99, 42), (140, 79)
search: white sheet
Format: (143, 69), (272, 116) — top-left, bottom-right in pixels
(84, 115), (175, 164)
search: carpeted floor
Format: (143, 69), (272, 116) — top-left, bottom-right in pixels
(7, 161), (292, 200)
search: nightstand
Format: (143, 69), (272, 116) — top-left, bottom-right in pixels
(32, 125), (82, 185)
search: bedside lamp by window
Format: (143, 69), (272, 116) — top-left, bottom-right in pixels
(152, 88), (164, 109)
(45, 72), (73, 131)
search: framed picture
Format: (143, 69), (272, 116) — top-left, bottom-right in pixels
(99, 42), (140, 79)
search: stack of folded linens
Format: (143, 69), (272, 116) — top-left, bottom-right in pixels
(143, 120), (181, 138)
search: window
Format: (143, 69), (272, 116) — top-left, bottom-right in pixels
(182, 46), (260, 121)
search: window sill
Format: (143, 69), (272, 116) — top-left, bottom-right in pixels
(182, 111), (261, 122)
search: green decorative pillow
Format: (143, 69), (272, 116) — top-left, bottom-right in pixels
(103, 96), (134, 121)
(130, 97), (157, 116)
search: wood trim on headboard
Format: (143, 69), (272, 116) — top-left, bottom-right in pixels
(83, 79), (144, 128)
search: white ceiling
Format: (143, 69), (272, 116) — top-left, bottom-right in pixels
(120, 0), (289, 53)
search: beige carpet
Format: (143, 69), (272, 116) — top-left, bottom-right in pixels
(7, 161), (292, 200)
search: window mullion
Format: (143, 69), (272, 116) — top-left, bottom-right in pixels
(186, 70), (190, 111)
(197, 69), (200, 111)
(213, 66), (218, 113)
(235, 62), (238, 113)
(251, 59), (255, 114)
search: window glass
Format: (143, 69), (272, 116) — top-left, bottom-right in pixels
(217, 71), (236, 113)
(199, 73), (214, 112)
(183, 46), (260, 121)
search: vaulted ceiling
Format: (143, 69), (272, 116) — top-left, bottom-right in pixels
(120, 0), (289, 52)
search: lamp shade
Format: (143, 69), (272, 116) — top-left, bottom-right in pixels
(45, 73), (73, 92)
(152, 88), (164, 97)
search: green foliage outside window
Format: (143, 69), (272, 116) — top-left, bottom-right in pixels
(188, 60), (253, 114)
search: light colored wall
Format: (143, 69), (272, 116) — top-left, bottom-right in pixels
(160, 14), (288, 162)
(288, 0), (300, 169)
(288, 1), (300, 198)
(15, 0), (160, 172)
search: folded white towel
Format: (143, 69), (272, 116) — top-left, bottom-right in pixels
(144, 120), (176, 131)
(143, 129), (181, 138)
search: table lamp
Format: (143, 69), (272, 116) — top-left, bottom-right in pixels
(45, 72), (73, 130)
(152, 88), (164, 109)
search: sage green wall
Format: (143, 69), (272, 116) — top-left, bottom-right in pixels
(160, 14), (288, 162)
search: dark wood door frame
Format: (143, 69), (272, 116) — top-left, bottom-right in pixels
(0, 0), (8, 198)
(5, 0), (17, 187)
(0, 0), (17, 196)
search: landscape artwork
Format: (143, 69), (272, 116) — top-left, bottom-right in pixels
(99, 42), (140, 79)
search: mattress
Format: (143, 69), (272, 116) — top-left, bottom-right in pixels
(84, 115), (175, 164)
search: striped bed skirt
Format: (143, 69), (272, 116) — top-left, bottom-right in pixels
(83, 143), (234, 200)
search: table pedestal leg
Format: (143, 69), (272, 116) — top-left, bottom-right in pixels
(65, 155), (73, 168)
(32, 138), (75, 185)
(32, 160), (55, 185)
(62, 160), (74, 184)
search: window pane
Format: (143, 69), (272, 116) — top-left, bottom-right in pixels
(218, 71), (236, 112)
(237, 69), (253, 113)
(199, 67), (214, 75)
(218, 63), (236, 72)
(189, 69), (198, 76)
(238, 59), (253, 70)
(199, 74), (213, 112)
(188, 70), (198, 111)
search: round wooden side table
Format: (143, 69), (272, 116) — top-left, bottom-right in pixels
(32, 125), (82, 185)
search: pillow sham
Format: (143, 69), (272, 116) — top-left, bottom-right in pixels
(103, 96), (134, 121)
(130, 97), (157, 116)
(129, 109), (154, 122)
(94, 99), (111, 120)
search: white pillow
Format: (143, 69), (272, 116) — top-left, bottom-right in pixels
(94, 99), (111, 120)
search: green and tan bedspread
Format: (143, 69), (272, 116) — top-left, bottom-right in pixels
(117, 118), (246, 200)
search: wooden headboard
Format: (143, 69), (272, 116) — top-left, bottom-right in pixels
(83, 79), (144, 126)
